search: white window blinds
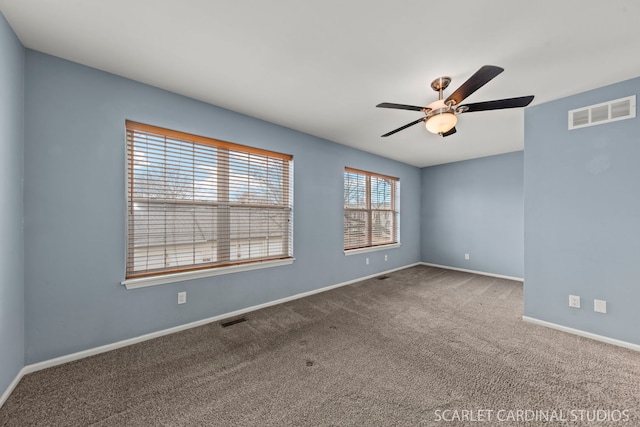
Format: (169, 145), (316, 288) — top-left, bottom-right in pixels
(344, 167), (399, 251)
(126, 121), (293, 278)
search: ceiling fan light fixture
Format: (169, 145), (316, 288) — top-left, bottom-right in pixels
(425, 111), (457, 134)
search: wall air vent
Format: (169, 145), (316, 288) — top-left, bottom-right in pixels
(568, 95), (635, 130)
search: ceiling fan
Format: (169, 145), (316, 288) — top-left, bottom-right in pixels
(376, 65), (534, 137)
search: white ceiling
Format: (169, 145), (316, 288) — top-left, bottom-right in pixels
(2, 0), (640, 167)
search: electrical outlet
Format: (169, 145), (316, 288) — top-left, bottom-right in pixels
(464, 253), (470, 260)
(594, 299), (607, 314)
(365, 257), (369, 265)
(384, 254), (388, 262)
(178, 291), (186, 305)
(569, 295), (580, 308)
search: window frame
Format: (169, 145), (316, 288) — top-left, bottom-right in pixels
(122, 121), (294, 289)
(343, 167), (400, 254)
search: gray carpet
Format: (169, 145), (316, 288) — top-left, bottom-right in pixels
(1, 266), (639, 426)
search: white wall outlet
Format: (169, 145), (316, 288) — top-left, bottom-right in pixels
(594, 299), (607, 313)
(464, 253), (470, 260)
(178, 291), (186, 305)
(569, 295), (580, 308)
(384, 254), (388, 262)
(365, 257), (369, 265)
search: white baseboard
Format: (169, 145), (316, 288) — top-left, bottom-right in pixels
(522, 316), (640, 352)
(0, 366), (28, 409)
(420, 262), (524, 282)
(7, 262), (420, 398)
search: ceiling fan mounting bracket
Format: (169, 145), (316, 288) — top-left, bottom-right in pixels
(430, 76), (451, 92)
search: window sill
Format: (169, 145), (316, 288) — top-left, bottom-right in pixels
(122, 258), (295, 290)
(344, 243), (401, 256)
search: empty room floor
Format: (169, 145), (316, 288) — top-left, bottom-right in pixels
(1, 266), (638, 426)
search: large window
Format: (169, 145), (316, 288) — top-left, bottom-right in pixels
(344, 167), (399, 251)
(125, 121), (293, 279)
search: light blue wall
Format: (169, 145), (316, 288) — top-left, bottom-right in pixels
(23, 51), (421, 364)
(420, 152), (524, 278)
(0, 13), (25, 394)
(524, 77), (640, 344)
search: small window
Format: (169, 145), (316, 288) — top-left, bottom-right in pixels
(126, 121), (293, 279)
(344, 167), (399, 251)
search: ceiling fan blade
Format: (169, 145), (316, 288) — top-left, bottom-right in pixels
(441, 127), (457, 137)
(459, 95), (534, 113)
(381, 117), (426, 137)
(445, 65), (504, 106)
(376, 102), (425, 112)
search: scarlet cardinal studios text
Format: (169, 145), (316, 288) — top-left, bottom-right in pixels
(433, 409), (630, 423)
